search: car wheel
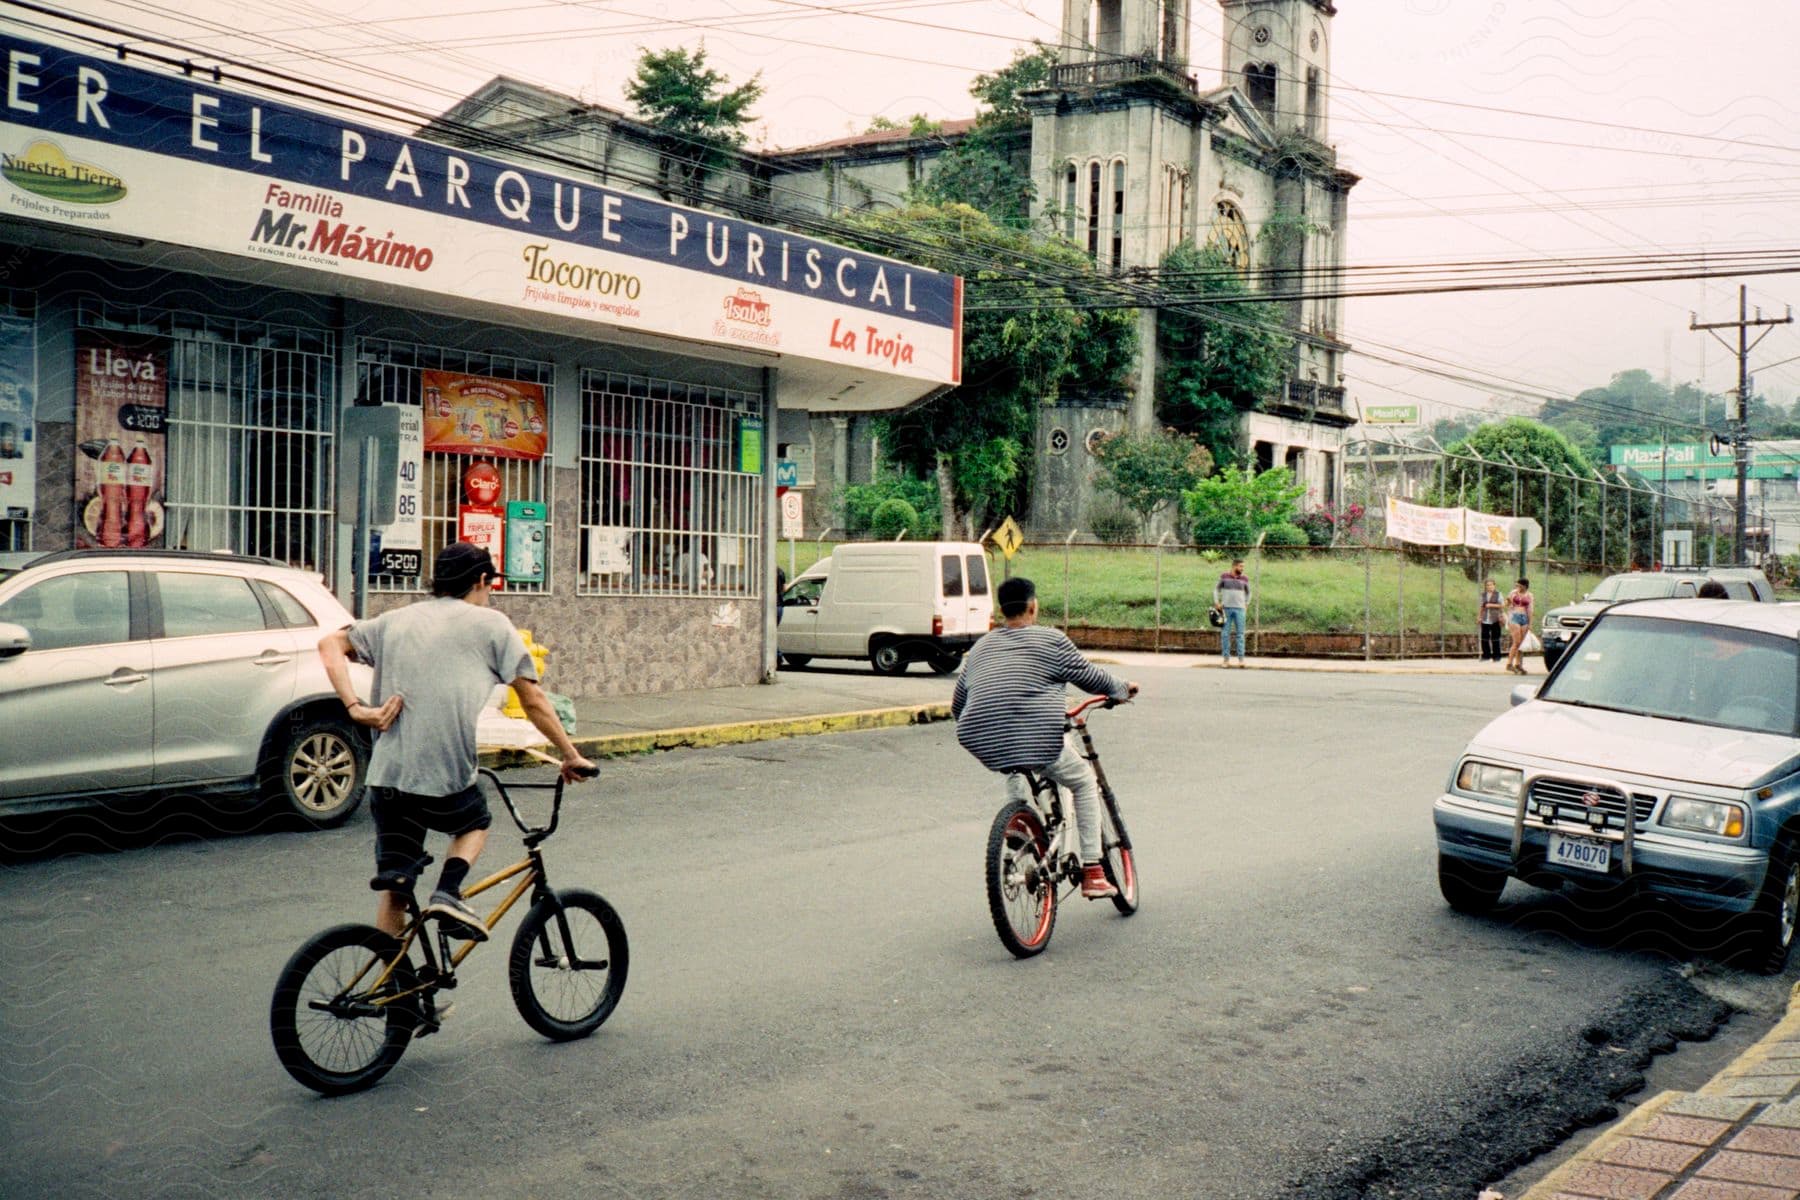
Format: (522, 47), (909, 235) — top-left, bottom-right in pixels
(266, 715), (367, 830)
(869, 641), (908, 676)
(1438, 853), (1507, 914)
(1738, 836), (1799, 975)
(780, 654), (812, 669)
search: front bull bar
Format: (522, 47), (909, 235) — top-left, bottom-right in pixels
(1511, 774), (1637, 878)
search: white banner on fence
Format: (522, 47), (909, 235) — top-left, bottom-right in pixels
(1385, 496), (1463, 547)
(1462, 509), (1519, 552)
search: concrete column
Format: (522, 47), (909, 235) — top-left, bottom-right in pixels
(1132, 308), (1158, 435)
(830, 416), (850, 488)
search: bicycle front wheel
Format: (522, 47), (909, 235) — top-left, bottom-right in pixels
(509, 888), (629, 1041)
(986, 799), (1057, 957)
(1100, 790), (1139, 915)
(270, 924), (416, 1095)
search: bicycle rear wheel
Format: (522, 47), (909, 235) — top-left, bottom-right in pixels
(270, 924), (416, 1095)
(986, 799), (1057, 957)
(509, 888), (629, 1041)
(1100, 790), (1139, 915)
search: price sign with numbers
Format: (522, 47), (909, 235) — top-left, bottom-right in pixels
(384, 404), (424, 572)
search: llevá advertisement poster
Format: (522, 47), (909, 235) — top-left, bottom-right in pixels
(74, 331), (167, 550)
(0, 315), (35, 521)
(422, 371), (548, 461)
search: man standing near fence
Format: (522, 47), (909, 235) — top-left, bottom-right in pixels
(1214, 559), (1250, 668)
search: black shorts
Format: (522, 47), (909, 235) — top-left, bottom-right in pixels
(371, 783), (493, 877)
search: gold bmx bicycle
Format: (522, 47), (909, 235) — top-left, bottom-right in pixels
(270, 766), (625, 1095)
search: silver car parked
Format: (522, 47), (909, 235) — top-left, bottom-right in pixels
(1433, 598), (1800, 972)
(0, 550), (372, 829)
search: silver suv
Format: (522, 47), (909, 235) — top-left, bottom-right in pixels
(0, 550), (372, 829)
(1539, 567), (1775, 670)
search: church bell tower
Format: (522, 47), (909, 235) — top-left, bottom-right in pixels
(1219, 0), (1335, 141)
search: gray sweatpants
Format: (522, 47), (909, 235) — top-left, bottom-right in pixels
(1003, 734), (1103, 863)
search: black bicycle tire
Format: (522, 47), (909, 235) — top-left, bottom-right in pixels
(985, 799), (1057, 958)
(1100, 791), (1139, 915)
(270, 923), (414, 1095)
(508, 888), (629, 1041)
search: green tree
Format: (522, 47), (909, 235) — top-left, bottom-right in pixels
(624, 46), (763, 202)
(1156, 241), (1293, 466)
(1093, 429), (1214, 525)
(835, 202), (1137, 532)
(911, 44), (1057, 228)
(1181, 464), (1305, 547)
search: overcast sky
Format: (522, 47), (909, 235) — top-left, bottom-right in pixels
(36, 0), (1800, 437)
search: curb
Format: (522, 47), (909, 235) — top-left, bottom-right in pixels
(1520, 979), (1800, 1199)
(479, 702), (955, 769)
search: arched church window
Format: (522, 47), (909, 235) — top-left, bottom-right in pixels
(1244, 63), (1277, 117)
(1087, 161), (1101, 259)
(1063, 162), (1079, 240)
(1207, 200), (1251, 275)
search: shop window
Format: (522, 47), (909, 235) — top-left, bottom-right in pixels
(356, 338), (554, 596)
(77, 302), (337, 577)
(578, 371), (764, 599)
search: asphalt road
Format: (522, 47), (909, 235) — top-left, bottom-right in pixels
(1, 665), (1793, 1200)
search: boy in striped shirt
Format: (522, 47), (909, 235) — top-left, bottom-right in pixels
(952, 577), (1137, 899)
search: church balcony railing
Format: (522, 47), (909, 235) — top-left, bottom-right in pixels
(1280, 380), (1348, 417)
(1047, 55), (1198, 96)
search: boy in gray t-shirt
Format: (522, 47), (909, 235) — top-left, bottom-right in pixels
(321, 541), (593, 946)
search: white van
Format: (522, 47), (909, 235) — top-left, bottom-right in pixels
(778, 542), (993, 674)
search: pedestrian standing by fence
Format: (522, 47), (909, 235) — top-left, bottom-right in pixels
(1504, 577), (1535, 675)
(1478, 578), (1503, 663)
(1214, 558), (1250, 668)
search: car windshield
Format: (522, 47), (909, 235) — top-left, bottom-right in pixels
(1541, 614), (1799, 736)
(1587, 575), (1677, 602)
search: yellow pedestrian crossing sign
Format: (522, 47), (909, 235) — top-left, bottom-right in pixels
(992, 516), (1024, 560)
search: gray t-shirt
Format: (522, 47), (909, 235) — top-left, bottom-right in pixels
(347, 598), (537, 796)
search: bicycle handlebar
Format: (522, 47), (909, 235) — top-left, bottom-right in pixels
(479, 762), (597, 841)
(1066, 692), (1134, 720)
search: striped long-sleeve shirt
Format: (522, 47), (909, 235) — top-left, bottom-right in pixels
(951, 624), (1129, 771)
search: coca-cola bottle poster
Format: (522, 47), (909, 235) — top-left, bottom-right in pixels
(74, 331), (167, 550)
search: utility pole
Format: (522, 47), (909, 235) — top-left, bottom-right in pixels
(1691, 285), (1792, 563)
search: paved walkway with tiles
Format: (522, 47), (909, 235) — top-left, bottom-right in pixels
(1527, 986), (1800, 1199)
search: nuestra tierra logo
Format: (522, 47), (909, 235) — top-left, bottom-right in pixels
(2, 140), (127, 204)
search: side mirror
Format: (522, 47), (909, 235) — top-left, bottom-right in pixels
(1509, 682), (1538, 708)
(0, 621), (30, 660)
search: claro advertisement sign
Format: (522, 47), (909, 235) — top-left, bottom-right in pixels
(0, 34), (962, 388)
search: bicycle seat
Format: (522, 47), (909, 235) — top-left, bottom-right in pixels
(369, 870), (416, 894)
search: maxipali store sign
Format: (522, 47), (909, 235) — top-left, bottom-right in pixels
(0, 35), (962, 387)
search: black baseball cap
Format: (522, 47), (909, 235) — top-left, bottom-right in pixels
(997, 576), (1036, 617)
(432, 540), (501, 596)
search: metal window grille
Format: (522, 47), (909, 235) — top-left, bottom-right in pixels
(0, 287), (36, 552)
(76, 301), (337, 575)
(577, 371), (763, 598)
(355, 338), (554, 595)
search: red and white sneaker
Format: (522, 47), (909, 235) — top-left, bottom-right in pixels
(1080, 864), (1118, 899)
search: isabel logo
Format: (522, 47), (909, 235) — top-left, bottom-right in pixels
(1, 140), (126, 204)
(723, 287), (772, 327)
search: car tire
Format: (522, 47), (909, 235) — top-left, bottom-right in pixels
(1738, 836), (1799, 975)
(780, 654), (812, 669)
(264, 715), (367, 830)
(1438, 853), (1507, 914)
(869, 640), (908, 676)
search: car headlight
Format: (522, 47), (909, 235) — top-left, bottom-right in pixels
(1662, 796), (1745, 838)
(1457, 760), (1523, 801)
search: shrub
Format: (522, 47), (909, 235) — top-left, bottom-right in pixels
(1087, 496), (1142, 544)
(1260, 522), (1311, 558)
(1294, 507), (1336, 547)
(869, 498), (922, 540)
(1188, 511), (1257, 548)
(840, 475), (941, 537)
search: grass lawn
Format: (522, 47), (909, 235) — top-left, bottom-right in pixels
(775, 539), (1630, 635)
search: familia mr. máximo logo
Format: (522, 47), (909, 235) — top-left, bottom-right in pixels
(2, 139), (126, 204)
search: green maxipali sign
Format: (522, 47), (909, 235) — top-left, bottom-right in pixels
(1362, 404), (1419, 426)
